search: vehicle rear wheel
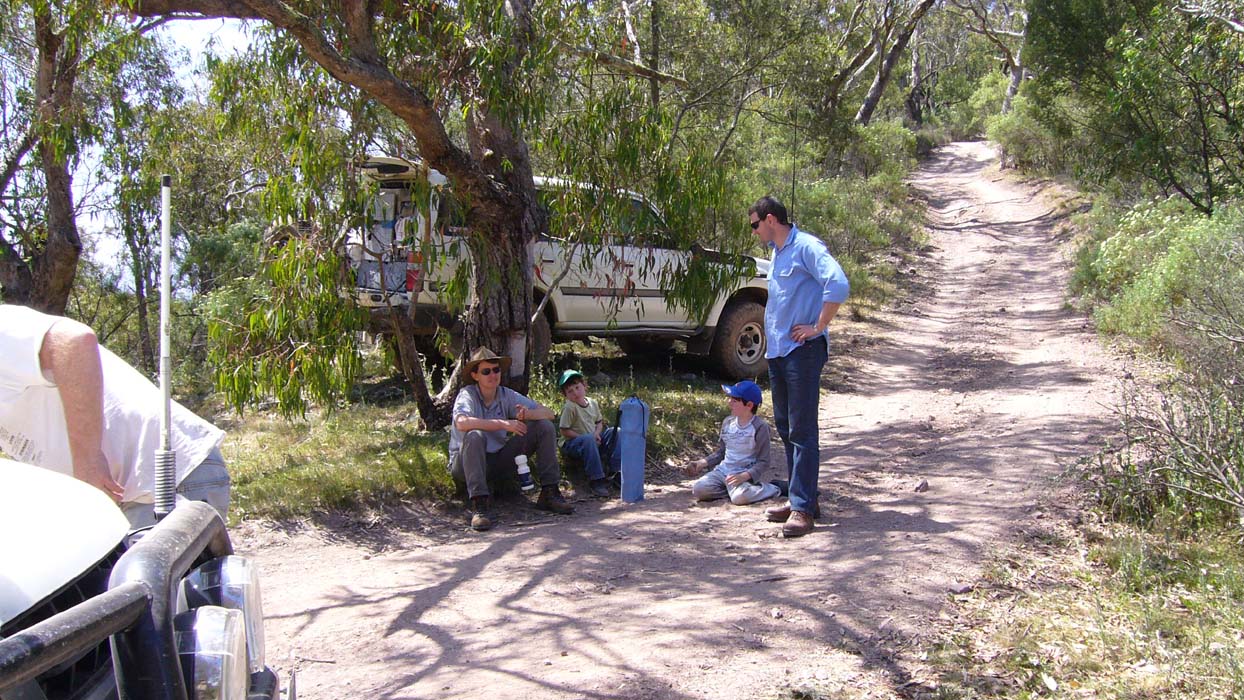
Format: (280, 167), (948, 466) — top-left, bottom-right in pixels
(710, 301), (767, 379)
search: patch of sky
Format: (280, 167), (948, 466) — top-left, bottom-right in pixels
(79, 19), (254, 280)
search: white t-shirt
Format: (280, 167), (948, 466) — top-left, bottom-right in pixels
(719, 416), (759, 473)
(0, 305), (224, 505)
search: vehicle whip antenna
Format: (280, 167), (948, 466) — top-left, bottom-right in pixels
(154, 174), (177, 520)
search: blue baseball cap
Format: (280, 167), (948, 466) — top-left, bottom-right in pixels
(721, 380), (762, 407)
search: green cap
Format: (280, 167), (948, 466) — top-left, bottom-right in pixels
(557, 369), (585, 390)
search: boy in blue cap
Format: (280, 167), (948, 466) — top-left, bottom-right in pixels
(557, 369), (620, 498)
(685, 380), (781, 505)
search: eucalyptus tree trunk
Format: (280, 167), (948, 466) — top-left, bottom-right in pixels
(1002, 60), (1024, 114)
(904, 23), (926, 127)
(123, 235), (157, 374)
(386, 308), (447, 428)
(855, 0), (937, 126)
(0, 9), (84, 314)
(29, 149), (83, 316)
(649, 0), (661, 108)
(129, 0), (549, 425)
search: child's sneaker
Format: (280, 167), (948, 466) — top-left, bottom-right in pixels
(588, 478), (611, 499)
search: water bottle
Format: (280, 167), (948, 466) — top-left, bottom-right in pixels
(515, 455), (536, 492)
(618, 396), (650, 503)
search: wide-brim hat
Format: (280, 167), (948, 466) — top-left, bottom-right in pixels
(462, 346), (512, 383)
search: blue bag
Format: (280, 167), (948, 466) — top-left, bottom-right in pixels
(617, 395), (650, 503)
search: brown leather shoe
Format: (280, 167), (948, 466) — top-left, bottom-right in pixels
(765, 502), (793, 523)
(782, 510), (815, 538)
(766, 501), (821, 522)
(536, 485), (574, 514)
(468, 496), (493, 531)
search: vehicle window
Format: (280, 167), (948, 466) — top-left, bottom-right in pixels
(623, 197), (674, 249)
(534, 185), (673, 248)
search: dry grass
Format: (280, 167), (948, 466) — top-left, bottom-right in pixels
(217, 339), (732, 522)
(918, 515), (1244, 700)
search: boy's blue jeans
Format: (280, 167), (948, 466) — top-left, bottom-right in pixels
(561, 427), (620, 480)
(769, 336), (827, 515)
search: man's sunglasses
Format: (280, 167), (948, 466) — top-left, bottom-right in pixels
(476, 366), (501, 376)
(750, 218), (763, 230)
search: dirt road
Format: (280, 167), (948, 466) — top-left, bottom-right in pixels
(237, 142), (1126, 699)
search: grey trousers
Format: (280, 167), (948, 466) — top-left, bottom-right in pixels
(451, 420), (560, 498)
(691, 468), (780, 505)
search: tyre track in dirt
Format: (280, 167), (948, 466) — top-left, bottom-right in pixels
(235, 141), (1127, 699)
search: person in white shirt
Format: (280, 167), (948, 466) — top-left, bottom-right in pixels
(0, 304), (230, 527)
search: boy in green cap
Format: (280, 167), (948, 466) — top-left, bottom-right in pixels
(557, 369), (620, 498)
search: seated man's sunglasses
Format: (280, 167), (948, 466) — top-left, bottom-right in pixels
(476, 366), (501, 376)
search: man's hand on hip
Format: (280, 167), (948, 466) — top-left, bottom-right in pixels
(790, 324), (821, 343)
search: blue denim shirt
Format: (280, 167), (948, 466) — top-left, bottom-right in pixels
(764, 225), (850, 359)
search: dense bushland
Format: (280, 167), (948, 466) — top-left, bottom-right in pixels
(1076, 204), (1244, 532)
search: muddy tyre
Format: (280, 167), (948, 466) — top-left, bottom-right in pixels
(710, 301), (767, 379)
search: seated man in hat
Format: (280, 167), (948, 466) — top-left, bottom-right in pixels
(448, 347), (573, 531)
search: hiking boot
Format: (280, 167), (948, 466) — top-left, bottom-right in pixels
(536, 485), (574, 514)
(468, 496), (493, 531)
(765, 501), (821, 523)
(781, 510), (815, 538)
(588, 478), (612, 499)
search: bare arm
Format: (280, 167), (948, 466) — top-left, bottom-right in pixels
(815, 300), (841, 333)
(38, 320), (124, 501)
(515, 404), (555, 421)
(455, 402), (554, 436)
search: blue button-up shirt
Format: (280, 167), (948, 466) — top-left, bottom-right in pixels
(764, 224), (850, 359)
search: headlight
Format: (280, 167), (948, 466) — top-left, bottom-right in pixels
(180, 555), (266, 673)
(175, 605), (248, 700)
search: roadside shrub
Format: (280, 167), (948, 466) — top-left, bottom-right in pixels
(795, 171), (922, 309)
(963, 71), (1010, 138)
(1083, 201), (1241, 348)
(1086, 205), (1244, 535)
(1096, 381), (1244, 533)
(911, 124), (953, 158)
(1067, 194), (1122, 303)
(986, 93), (1065, 171)
(842, 121), (917, 178)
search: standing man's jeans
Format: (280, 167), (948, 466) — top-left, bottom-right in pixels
(560, 427), (620, 480)
(768, 336), (827, 515)
(451, 419), (560, 497)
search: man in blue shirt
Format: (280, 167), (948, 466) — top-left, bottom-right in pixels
(748, 196), (850, 537)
